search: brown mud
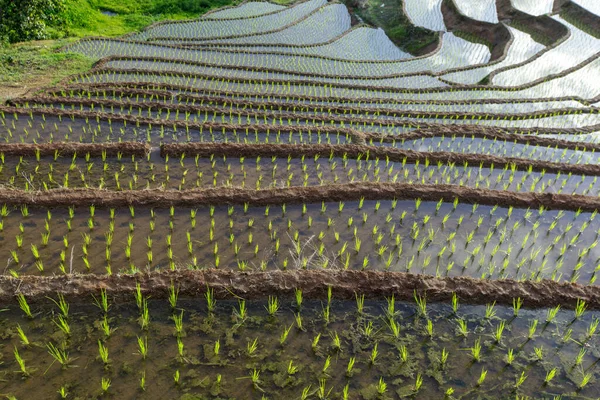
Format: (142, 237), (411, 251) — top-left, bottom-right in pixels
(2, 182), (600, 212)
(161, 142), (600, 176)
(3, 269), (600, 310)
(0, 142), (150, 157)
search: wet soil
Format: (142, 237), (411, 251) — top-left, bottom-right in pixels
(3, 269), (600, 309)
(2, 182), (600, 212)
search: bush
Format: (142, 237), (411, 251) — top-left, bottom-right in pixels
(0, 0), (66, 43)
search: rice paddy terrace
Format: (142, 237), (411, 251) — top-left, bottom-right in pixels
(1, 0), (600, 398)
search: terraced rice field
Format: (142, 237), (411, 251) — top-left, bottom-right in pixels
(1, 0), (600, 398)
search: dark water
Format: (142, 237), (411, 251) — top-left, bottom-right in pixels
(1, 298), (599, 398)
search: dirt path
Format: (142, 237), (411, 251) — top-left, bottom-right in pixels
(1, 182), (600, 211)
(3, 269), (600, 309)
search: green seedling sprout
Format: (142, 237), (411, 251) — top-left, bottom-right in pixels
(58, 385), (68, 399)
(579, 372), (592, 389)
(426, 319), (434, 338)
(266, 296), (279, 316)
(53, 315), (71, 337)
(514, 371), (527, 389)
(322, 355), (331, 374)
(414, 373), (423, 393)
(47, 342), (71, 368)
(513, 298), (523, 316)
(100, 315), (114, 338)
(48, 293), (69, 318)
(92, 288), (109, 314)
(528, 319), (538, 340)
(16, 294), (33, 319)
(247, 338), (258, 356)
(506, 348), (515, 365)
(574, 348), (586, 366)
(205, 286), (216, 313)
(250, 369), (262, 391)
(279, 324), (294, 346)
(15, 324), (29, 346)
(137, 336), (148, 360)
(14, 347), (29, 377)
(575, 299), (587, 319)
(140, 370), (146, 391)
(544, 368), (558, 385)
(308, 330), (321, 352)
(98, 340), (109, 365)
(295, 288), (303, 310)
(377, 377), (387, 395)
(546, 305), (561, 323)
(471, 337), (482, 362)
(101, 377), (111, 393)
(452, 293), (459, 313)
(477, 368), (487, 386)
(414, 291), (427, 317)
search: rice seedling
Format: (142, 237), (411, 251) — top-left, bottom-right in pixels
(205, 287), (216, 313)
(279, 324), (293, 346)
(93, 289), (110, 314)
(471, 337), (482, 362)
(476, 368), (487, 386)
(98, 340), (110, 366)
(544, 367), (558, 385)
(53, 315), (71, 337)
(574, 299), (587, 319)
(15, 324), (29, 346)
(13, 347), (30, 377)
(101, 377), (111, 393)
(514, 371), (527, 389)
(16, 294), (33, 319)
(265, 296), (279, 316)
(140, 371), (146, 391)
(137, 336), (148, 360)
(546, 305), (561, 323)
(46, 342), (71, 368)
(414, 291), (427, 317)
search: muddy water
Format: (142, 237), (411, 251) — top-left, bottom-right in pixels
(2, 150), (600, 197)
(382, 136), (600, 164)
(1, 199), (600, 285)
(0, 112), (352, 145)
(0, 298), (598, 398)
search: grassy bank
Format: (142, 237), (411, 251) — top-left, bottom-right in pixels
(341, 0), (438, 55)
(0, 0), (239, 103)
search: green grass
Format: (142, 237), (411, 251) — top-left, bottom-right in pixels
(62, 0), (240, 38)
(0, 40), (92, 84)
(0, 40), (94, 102)
(341, 0), (438, 55)
(0, 0), (238, 102)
